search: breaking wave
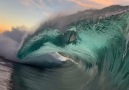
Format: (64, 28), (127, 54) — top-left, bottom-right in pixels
(11, 10), (129, 90)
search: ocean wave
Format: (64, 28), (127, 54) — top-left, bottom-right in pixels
(11, 10), (129, 90)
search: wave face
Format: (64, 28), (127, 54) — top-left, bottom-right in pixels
(12, 11), (129, 90)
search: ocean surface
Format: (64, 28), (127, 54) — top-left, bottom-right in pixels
(0, 59), (12, 90)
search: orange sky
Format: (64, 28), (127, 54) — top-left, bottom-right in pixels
(0, 0), (129, 33)
(0, 25), (11, 33)
(69, 0), (114, 8)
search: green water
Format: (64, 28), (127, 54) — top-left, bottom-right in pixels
(11, 11), (129, 90)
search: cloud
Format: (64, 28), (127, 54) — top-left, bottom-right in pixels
(3, 26), (27, 42)
(0, 24), (11, 33)
(19, 0), (129, 10)
(0, 35), (19, 61)
(18, 0), (92, 18)
(20, 0), (45, 9)
(0, 26), (26, 61)
(19, 0), (89, 9)
(68, 0), (95, 8)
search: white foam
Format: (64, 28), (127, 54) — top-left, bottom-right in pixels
(50, 52), (69, 61)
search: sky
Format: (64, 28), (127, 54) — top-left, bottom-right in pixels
(0, 0), (129, 33)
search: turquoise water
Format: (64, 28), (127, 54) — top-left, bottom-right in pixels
(11, 12), (129, 90)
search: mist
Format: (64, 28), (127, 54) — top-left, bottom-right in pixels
(0, 27), (26, 61)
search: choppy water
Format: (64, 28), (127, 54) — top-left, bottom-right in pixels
(11, 10), (129, 90)
(0, 59), (12, 90)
